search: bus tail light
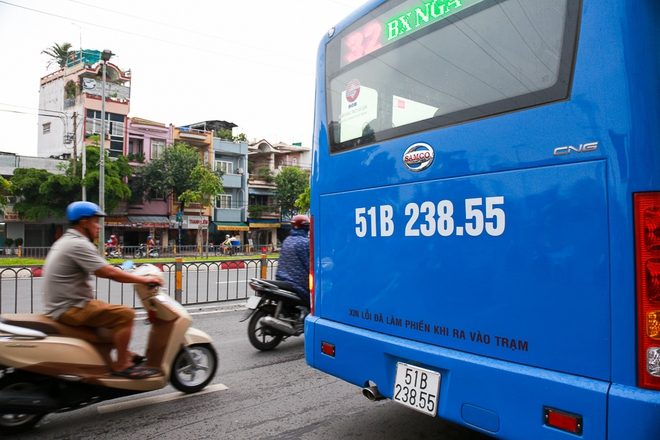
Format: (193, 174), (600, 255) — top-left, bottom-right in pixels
(634, 192), (660, 390)
(543, 407), (583, 435)
(309, 215), (315, 316)
(321, 341), (335, 357)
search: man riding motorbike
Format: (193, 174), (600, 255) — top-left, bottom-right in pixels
(275, 215), (310, 307)
(43, 201), (164, 379)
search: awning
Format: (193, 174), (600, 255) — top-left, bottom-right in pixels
(213, 222), (249, 231)
(127, 215), (171, 228)
(105, 216), (132, 227)
(249, 219), (281, 228)
(248, 188), (275, 196)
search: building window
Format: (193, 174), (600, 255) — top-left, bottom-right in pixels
(292, 158), (297, 167)
(42, 123), (51, 134)
(250, 194), (270, 206)
(110, 120), (124, 136)
(215, 161), (233, 174)
(216, 194), (232, 209)
(151, 139), (165, 159)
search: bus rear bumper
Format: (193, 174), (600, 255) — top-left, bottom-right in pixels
(305, 317), (660, 439)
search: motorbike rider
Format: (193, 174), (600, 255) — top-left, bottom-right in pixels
(106, 234), (118, 255)
(275, 215), (310, 307)
(146, 235), (155, 256)
(43, 201), (164, 379)
(223, 234), (232, 255)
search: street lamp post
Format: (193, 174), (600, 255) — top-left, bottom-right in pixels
(98, 49), (112, 254)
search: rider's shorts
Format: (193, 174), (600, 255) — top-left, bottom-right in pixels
(59, 300), (134, 332)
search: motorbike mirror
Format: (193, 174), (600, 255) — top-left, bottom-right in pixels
(121, 261), (135, 271)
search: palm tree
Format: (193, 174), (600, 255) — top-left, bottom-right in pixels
(42, 42), (74, 69)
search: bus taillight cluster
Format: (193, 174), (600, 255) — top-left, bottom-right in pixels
(635, 192), (660, 390)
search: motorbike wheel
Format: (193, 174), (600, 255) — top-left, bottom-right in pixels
(0, 374), (45, 434)
(134, 251), (143, 259)
(248, 306), (284, 351)
(170, 343), (218, 394)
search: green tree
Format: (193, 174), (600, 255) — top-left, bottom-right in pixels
(214, 128), (248, 142)
(215, 128), (233, 140)
(256, 166), (275, 183)
(11, 168), (76, 220)
(42, 42), (73, 68)
(274, 167), (309, 220)
(132, 141), (202, 213)
(0, 176), (11, 214)
(178, 165), (224, 254)
(294, 186), (310, 213)
(10, 137), (132, 221)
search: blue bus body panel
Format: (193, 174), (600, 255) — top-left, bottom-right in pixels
(307, 0), (660, 438)
(316, 161), (610, 379)
(305, 316), (610, 439)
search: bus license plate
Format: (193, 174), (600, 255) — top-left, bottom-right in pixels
(393, 362), (441, 417)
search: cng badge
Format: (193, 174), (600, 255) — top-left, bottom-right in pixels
(403, 143), (434, 172)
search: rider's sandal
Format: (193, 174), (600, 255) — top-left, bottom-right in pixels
(132, 354), (147, 365)
(113, 366), (160, 379)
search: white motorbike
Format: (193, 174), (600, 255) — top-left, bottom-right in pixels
(0, 263), (217, 434)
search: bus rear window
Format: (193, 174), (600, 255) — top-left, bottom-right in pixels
(325, 0), (580, 154)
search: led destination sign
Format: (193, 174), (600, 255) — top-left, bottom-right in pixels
(340, 0), (484, 67)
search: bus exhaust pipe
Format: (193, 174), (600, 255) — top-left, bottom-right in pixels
(362, 385), (385, 401)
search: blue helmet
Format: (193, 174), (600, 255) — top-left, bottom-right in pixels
(66, 201), (106, 222)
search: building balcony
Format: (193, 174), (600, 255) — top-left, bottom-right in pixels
(222, 174), (243, 188)
(213, 208), (243, 223)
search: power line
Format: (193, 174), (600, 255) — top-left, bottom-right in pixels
(0, 0), (313, 76)
(67, 0), (310, 63)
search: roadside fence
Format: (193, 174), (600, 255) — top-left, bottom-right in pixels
(0, 257), (280, 314)
(2, 245), (276, 260)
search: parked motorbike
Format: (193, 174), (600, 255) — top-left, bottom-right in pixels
(134, 244), (159, 259)
(105, 246), (121, 259)
(0, 263), (217, 434)
(241, 278), (309, 351)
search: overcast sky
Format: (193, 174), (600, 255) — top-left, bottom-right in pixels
(0, 0), (368, 156)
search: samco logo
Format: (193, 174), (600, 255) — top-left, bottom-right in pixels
(403, 143), (434, 172)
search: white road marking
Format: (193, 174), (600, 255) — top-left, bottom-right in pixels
(190, 308), (245, 316)
(135, 303), (247, 319)
(97, 383), (228, 415)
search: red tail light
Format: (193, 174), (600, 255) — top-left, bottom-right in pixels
(309, 215), (315, 316)
(635, 192), (660, 390)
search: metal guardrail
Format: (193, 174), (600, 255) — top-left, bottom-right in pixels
(0, 258), (280, 314)
(2, 245), (278, 259)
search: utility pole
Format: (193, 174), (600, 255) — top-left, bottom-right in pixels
(72, 112), (77, 176)
(98, 49), (112, 254)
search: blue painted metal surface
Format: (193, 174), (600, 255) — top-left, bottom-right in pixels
(306, 0), (660, 438)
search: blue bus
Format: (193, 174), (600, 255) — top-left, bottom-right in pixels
(304, 0), (660, 438)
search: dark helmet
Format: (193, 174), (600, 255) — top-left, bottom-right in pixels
(66, 201), (106, 222)
(291, 215), (310, 230)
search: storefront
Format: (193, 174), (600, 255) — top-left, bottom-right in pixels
(104, 215), (170, 246)
(247, 219), (281, 249)
(211, 222), (249, 248)
(169, 215), (211, 247)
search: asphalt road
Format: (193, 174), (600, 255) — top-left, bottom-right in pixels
(9, 301), (494, 440)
